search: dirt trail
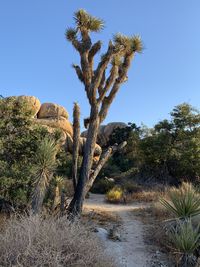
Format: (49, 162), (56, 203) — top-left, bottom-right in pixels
(84, 194), (152, 267)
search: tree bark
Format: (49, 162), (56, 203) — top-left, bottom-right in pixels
(85, 142), (127, 195)
(67, 105), (100, 216)
(72, 103), (80, 191)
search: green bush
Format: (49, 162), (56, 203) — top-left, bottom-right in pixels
(0, 98), (63, 208)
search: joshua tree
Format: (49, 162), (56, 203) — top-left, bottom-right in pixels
(66, 9), (142, 216)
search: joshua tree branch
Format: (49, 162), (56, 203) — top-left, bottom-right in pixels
(97, 70), (106, 96)
(98, 64), (119, 103)
(88, 40), (102, 71)
(99, 53), (134, 122)
(89, 41), (114, 100)
(72, 103), (80, 191)
(72, 64), (84, 83)
(84, 141), (127, 194)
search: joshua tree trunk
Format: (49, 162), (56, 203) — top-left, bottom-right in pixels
(67, 106), (100, 215)
(85, 141), (127, 195)
(66, 9), (142, 217)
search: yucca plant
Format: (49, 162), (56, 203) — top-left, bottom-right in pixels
(31, 138), (58, 214)
(160, 182), (200, 219)
(169, 220), (200, 267)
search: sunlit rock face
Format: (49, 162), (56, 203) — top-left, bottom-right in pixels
(37, 103), (69, 120)
(82, 122), (127, 147)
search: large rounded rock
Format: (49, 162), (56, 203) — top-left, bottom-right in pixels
(65, 136), (102, 165)
(81, 122), (127, 147)
(79, 137), (102, 156)
(38, 103), (69, 119)
(103, 122), (127, 138)
(36, 117), (73, 136)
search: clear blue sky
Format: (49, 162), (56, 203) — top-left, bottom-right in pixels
(0, 1), (199, 127)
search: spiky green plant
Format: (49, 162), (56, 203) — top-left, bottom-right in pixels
(160, 182), (200, 219)
(31, 138), (58, 214)
(74, 9), (104, 32)
(113, 33), (143, 54)
(169, 220), (200, 267)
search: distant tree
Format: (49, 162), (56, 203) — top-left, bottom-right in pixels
(66, 9), (142, 216)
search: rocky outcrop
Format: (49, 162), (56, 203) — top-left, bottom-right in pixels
(65, 135), (102, 163)
(82, 122), (127, 147)
(38, 103), (69, 120)
(36, 117), (73, 136)
(3, 95), (124, 164)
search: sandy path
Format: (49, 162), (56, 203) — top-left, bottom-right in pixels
(84, 194), (151, 267)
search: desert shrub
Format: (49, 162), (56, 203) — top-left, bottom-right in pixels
(169, 220), (200, 267)
(160, 182), (200, 219)
(0, 215), (114, 267)
(122, 181), (141, 193)
(150, 201), (171, 220)
(128, 190), (162, 203)
(106, 187), (123, 203)
(91, 178), (115, 194)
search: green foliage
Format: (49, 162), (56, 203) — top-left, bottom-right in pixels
(109, 103), (200, 183)
(113, 33), (143, 54)
(74, 9), (104, 32)
(169, 220), (200, 266)
(31, 138), (58, 214)
(0, 98), (62, 207)
(170, 220), (200, 254)
(160, 183), (200, 219)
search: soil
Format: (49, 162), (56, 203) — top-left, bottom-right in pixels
(84, 194), (171, 267)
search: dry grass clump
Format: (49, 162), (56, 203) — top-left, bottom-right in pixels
(0, 214), (115, 267)
(147, 201), (171, 221)
(128, 190), (162, 203)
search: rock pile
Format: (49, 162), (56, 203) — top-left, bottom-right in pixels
(82, 122), (127, 147)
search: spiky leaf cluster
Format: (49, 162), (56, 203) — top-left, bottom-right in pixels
(113, 33), (143, 54)
(33, 138), (58, 177)
(74, 9), (104, 32)
(65, 27), (77, 41)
